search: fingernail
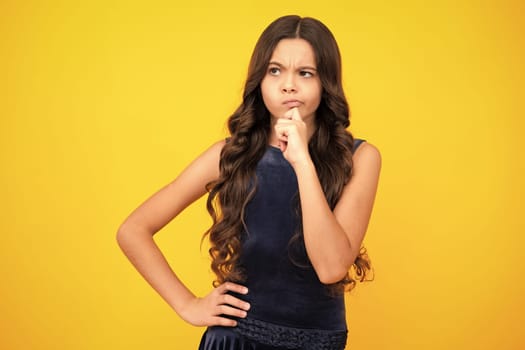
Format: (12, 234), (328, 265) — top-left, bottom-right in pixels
(245, 303), (251, 310)
(243, 287), (249, 294)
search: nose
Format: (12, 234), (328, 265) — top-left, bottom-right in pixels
(281, 75), (296, 93)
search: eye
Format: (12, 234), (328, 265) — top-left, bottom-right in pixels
(300, 70), (314, 78)
(268, 67), (280, 76)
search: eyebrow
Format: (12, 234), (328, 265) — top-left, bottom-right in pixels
(268, 61), (317, 71)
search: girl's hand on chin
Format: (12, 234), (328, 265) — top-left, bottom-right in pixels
(178, 282), (250, 327)
(275, 107), (311, 167)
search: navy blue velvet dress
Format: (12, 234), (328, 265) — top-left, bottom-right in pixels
(199, 139), (366, 350)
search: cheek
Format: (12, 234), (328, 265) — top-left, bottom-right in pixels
(261, 80), (278, 106)
(260, 81), (269, 105)
(260, 79), (271, 97)
(308, 85), (323, 109)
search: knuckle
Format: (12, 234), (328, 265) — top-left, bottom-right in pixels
(220, 319), (236, 327)
(236, 309), (247, 318)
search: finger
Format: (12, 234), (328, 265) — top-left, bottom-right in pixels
(274, 123), (290, 136)
(278, 140), (287, 152)
(210, 316), (238, 327)
(284, 107), (299, 120)
(284, 107), (301, 121)
(218, 304), (248, 318)
(222, 294), (251, 311)
(275, 118), (293, 129)
(277, 133), (288, 147)
(274, 124), (289, 152)
(220, 282), (249, 295)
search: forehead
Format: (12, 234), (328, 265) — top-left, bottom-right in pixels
(269, 38), (317, 66)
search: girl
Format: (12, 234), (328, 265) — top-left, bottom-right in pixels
(117, 15), (381, 350)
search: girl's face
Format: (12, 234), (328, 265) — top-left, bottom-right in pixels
(261, 38), (322, 127)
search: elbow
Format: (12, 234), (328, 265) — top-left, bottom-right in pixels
(318, 271), (347, 285)
(316, 265), (351, 285)
(116, 225), (130, 249)
(315, 255), (357, 285)
(116, 222), (148, 248)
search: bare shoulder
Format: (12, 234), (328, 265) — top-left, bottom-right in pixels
(191, 139), (225, 170)
(206, 139), (227, 157)
(197, 139), (226, 159)
(352, 141), (382, 174)
(174, 139), (226, 186)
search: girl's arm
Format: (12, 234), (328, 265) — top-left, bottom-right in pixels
(116, 140), (250, 327)
(293, 142), (381, 284)
(275, 108), (381, 284)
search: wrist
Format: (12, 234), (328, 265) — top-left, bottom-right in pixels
(175, 294), (199, 321)
(171, 290), (197, 315)
(291, 156), (315, 174)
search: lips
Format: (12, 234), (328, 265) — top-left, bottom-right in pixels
(283, 100), (302, 108)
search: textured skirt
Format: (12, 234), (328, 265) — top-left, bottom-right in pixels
(198, 317), (347, 350)
(198, 326), (286, 350)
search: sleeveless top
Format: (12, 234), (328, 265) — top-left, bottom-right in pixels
(226, 139), (365, 349)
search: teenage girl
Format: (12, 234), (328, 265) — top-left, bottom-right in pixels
(117, 15), (381, 350)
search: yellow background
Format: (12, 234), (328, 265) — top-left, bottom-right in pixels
(1, 0), (524, 349)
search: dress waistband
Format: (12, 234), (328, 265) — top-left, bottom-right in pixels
(233, 317), (347, 350)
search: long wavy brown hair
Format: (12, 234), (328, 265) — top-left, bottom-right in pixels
(204, 15), (372, 293)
